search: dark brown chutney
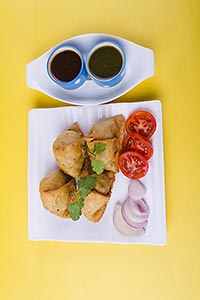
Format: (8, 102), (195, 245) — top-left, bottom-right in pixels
(88, 46), (123, 79)
(50, 50), (82, 82)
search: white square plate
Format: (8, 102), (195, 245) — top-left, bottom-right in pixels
(28, 101), (166, 245)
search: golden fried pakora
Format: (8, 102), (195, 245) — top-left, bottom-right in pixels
(82, 171), (115, 222)
(53, 122), (89, 178)
(39, 169), (76, 218)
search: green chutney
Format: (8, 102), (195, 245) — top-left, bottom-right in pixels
(88, 46), (123, 79)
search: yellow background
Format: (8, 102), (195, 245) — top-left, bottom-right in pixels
(0, 0), (199, 299)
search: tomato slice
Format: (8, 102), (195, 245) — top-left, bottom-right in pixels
(125, 110), (156, 139)
(123, 133), (153, 160)
(118, 151), (149, 179)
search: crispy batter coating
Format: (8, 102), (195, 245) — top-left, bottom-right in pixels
(86, 114), (125, 151)
(82, 171), (115, 222)
(53, 123), (89, 178)
(39, 169), (76, 218)
(87, 138), (120, 173)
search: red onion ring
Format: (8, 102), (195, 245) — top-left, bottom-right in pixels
(121, 197), (150, 227)
(113, 203), (146, 238)
(128, 179), (147, 200)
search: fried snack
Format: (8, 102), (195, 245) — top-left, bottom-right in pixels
(82, 191), (109, 222)
(82, 171), (115, 222)
(86, 114), (125, 151)
(53, 122), (89, 178)
(87, 138), (120, 173)
(39, 169), (76, 218)
(40, 115), (125, 223)
(92, 171), (115, 195)
(85, 115), (125, 173)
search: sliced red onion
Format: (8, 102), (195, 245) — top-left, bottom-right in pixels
(128, 179), (147, 200)
(122, 197), (150, 226)
(113, 203), (146, 238)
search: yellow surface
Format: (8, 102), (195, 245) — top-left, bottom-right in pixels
(0, 0), (199, 299)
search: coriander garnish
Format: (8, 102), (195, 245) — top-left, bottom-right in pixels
(68, 175), (97, 221)
(88, 142), (106, 174)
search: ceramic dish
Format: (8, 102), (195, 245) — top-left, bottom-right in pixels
(26, 34), (154, 105)
(28, 100), (166, 245)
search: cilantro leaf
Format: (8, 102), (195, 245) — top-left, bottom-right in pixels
(68, 198), (84, 221)
(91, 158), (104, 175)
(68, 176), (97, 221)
(93, 142), (106, 154)
(78, 176), (97, 197)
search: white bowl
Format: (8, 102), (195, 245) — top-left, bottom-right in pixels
(26, 33), (154, 105)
